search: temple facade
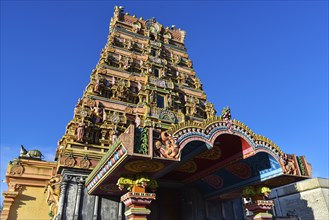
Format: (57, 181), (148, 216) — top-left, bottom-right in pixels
(1, 6), (312, 220)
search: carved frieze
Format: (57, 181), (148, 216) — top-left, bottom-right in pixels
(132, 20), (141, 33)
(79, 155), (91, 169)
(149, 56), (162, 64)
(159, 109), (176, 123)
(9, 159), (24, 176)
(148, 76), (174, 89)
(64, 153), (76, 167)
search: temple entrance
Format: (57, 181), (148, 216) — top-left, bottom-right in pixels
(145, 134), (255, 220)
(149, 188), (181, 220)
(158, 133), (257, 196)
(85, 120), (311, 220)
(146, 133), (283, 219)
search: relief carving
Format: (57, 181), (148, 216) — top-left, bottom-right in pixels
(79, 155), (91, 169)
(45, 175), (61, 218)
(111, 78), (130, 100)
(280, 153), (297, 175)
(9, 159), (24, 176)
(184, 96), (198, 116)
(155, 131), (181, 159)
(205, 102), (216, 119)
(93, 75), (104, 95)
(132, 21), (141, 33)
(64, 152), (76, 167)
(76, 121), (87, 142)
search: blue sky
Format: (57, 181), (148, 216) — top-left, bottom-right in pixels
(1, 1), (328, 202)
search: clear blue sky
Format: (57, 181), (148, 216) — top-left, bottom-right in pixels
(1, 1), (328, 202)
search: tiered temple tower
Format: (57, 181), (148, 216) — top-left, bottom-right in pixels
(56, 6), (214, 174)
(2, 6), (312, 220)
(53, 6), (218, 219)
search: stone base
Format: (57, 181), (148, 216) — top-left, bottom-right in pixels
(121, 191), (156, 220)
(125, 207), (151, 220)
(253, 212), (273, 220)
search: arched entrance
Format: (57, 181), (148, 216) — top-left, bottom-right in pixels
(86, 120), (311, 220)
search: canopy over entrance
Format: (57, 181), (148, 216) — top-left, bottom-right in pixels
(85, 117), (311, 199)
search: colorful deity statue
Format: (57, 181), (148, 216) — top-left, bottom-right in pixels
(93, 75), (104, 94)
(192, 77), (202, 89)
(176, 71), (187, 84)
(155, 131), (181, 159)
(90, 102), (103, 123)
(205, 101), (216, 119)
(76, 121), (86, 142)
(280, 153), (297, 175)
(221, 106), (231, 120)
(45, 175), (61, 218)
(184, 96), (198, 116)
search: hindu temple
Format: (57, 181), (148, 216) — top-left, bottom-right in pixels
(1, 6), (313, 220)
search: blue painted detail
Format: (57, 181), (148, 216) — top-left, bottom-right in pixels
(177, 131), (206, 144)
(176, 125), (257, 150)
(207, 126), (227, 139)
(108, 161), (112, 167)
(256, 144), (280, 161)
(114, 152), (119, 160)
(205, 143), (212, 149)
(194, 152), (284, 197)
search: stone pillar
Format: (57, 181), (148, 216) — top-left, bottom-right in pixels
(92, 195), (99, 220)
(118, 201), (123, 220)
(245, 200), (274, 220)
(243, 186), (274, 220)
(73, 177), (84, 220)
(56, 176), (70, 220)
(117, 175), (157, 220)
(1, 191), (19, 220)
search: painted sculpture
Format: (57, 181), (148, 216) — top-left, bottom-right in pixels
(45, 175), (61, 218)
(155, 131), (181, 159)
(20, 145), (43, 160)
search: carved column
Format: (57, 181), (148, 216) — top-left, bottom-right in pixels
(1, 191), (19, 220)
(121, 189), (156, 220)
(245, 200), (274, 220)
(1, 183), (22, 220)
(118, 176), (157, 220)
(73, 177), (84, 220)
(243, 186), (274, 220)
(118, 201), (123, 220)
(56, 176), (70, 220)
(92, 195), (99, 220)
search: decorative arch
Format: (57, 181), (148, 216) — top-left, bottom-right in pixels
(168, 117), (283, 162)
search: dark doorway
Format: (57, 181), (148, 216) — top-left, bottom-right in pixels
(149, 188), (181, 220)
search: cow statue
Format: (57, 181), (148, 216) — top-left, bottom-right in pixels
(20, 145), (44, 160)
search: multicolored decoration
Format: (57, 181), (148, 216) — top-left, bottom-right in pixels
(225, 162), (252, 179)
(243, 186), (274, 219)
(202, 175), (224, 189)
(117, 175), (157, 220)
(124, 160), (164, 173)
(2, 5), (314, 220)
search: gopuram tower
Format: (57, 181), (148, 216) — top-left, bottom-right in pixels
(55, 6), (216, 219)
(2, 6), (312, 220)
